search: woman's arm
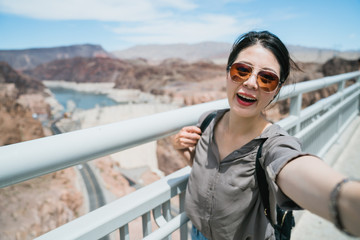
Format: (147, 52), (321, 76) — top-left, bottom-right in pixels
(171, 126), (202, 166)
(277, 155), (360, 236)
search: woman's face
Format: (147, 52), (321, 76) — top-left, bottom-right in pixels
(226, 44), (281, 119)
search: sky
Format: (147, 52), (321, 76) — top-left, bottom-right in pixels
(0, 0), (359, 52)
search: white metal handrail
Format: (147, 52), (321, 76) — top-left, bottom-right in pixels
(0, 71), (359, 240)
(34, 166), (191, 240)
(1, 71), (359, 188)
(0, 99), (229, 188)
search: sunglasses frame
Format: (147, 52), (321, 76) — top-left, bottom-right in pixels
(228, 62), (281, 93)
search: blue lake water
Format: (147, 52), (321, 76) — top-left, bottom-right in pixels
(49, 87), (119, 110)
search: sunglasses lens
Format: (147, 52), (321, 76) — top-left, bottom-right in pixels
(230, 63), (252, 82)
(258, 71), (279, 92)
(229, 63), (280, 92)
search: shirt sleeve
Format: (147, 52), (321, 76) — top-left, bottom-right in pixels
(262, 134), (309, 210)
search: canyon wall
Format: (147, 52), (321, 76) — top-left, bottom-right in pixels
(0, 62), (86, 240)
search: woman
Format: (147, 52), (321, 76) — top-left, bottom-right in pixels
(172, 31), (360, 239)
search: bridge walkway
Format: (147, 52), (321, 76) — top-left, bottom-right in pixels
(292, 115), (360, 240)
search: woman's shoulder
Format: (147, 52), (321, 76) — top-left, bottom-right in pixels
(261, 124), (303, 154)
(260, 123), (291, 139)
(197, 108), (229, 126)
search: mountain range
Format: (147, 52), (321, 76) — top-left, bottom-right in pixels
(113, 42), (360, 65)
(0, 44), (112, 70)
(1, 42), (360, 71)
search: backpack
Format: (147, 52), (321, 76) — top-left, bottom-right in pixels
(200, 111), (295, 240)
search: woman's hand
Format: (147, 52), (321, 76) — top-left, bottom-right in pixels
(172, 126), (202, 150)
(171, 126), (202, 166)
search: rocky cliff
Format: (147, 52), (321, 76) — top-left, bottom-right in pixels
(24, 56), (133, 83)
(0, 61), (46, 96)
(113, 58), (227, 104)
(25, 57), (228, 105)
(0, 61), (48, 145)
(322, 57), (359, 76)
(0, 62), (86, 240)
(24, 55), (360, 109)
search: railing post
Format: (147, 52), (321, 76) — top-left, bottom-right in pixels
(142, 212), (152, 237)
(337, 79), (346, 133)
(162, 200), (171, 240)
(179, 191), (188, 240)
(120, 224), (130, 240)
(358, 75), (360, 114)
(289, 94), (302, 133)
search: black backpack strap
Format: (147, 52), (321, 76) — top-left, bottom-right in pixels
(200, 111), (217, 133)
(256, 140), (295, 240)
(255, 139), (273, 225)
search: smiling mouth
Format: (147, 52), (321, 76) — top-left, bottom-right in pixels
(237, 93), (257, 103)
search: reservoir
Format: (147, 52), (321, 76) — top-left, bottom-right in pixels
(49, 87), (119, 111)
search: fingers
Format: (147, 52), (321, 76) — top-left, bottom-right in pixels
(172, 126), (202, 150)
(181, 126), (202, 135)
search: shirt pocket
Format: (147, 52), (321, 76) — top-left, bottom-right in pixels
(223, 155), (257, 190)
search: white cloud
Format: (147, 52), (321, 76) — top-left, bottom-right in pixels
(0, 0), (264, 46)
(0, 0), (197, 21)
(112, 14), (262, 44)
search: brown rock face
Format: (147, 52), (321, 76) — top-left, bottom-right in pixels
(0, 98), (45, 145)
(0, 61), (45, 96)
(94, 157), (136, 198)
(156, 137), (188, 176)
(25, 57), (133, 83)
(114, 59), (226, 93)
(322, 57), (359, 76)
(0, 169), (85, 240)
(0, 62), (48, 145)
(0, 62), (85, 240)
(25, 56), (228, 105)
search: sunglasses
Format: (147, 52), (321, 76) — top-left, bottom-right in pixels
(229, 62), (280, 93)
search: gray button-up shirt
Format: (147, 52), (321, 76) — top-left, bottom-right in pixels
(185, 109), (305, 240)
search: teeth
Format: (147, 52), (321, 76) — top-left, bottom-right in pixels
(238, 94), (256, 101)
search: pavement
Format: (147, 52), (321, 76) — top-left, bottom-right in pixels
(291, 115), (360, 240)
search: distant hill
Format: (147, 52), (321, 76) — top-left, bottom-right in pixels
(113, 42), (360, 64)
(287, 45), (360, 63)
(1, 42), (359, 71)
(0, 44), (112, 70)
(112, 42), (231, 64)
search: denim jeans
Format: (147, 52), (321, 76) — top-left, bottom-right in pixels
(191, 225), (208, 240)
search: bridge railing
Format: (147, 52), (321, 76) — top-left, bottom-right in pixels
(0, 71), (359, 240)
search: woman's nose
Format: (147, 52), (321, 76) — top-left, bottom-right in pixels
(243, 73), (258, 90)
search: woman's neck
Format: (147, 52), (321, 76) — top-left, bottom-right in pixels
(214, 110), (271, 160)
(225, 111), (270, 137)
